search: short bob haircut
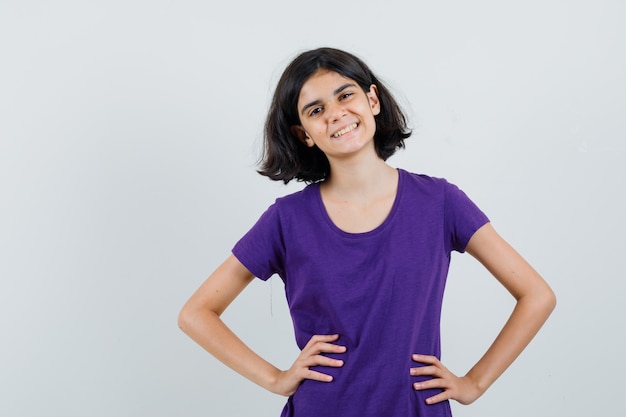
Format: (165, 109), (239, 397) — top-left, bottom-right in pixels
(258, 47), (412, 184)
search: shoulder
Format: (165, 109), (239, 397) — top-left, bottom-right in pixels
(262, 183), (320, 226)
(273, 182), (319, 209)
(398, 169), (455, 196)
(234, 185), (317, 253)
(397, 169), (478, 216)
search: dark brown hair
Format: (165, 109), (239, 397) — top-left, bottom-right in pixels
(259, 47), (412, 183)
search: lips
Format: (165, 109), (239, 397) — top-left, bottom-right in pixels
(332, 123), (358, 138)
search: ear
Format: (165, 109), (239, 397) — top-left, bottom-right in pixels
(290, 125), (315, 147)
(367, 84), (381, 116)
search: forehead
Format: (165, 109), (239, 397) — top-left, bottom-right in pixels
(297, 70), (357, 103)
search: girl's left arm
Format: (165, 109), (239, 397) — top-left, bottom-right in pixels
(411, 222), (556, 405)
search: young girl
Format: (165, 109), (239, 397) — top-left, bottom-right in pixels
(178, 47), (556, 417)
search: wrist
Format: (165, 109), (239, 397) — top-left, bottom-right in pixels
(463, 371), (490, 398)
(264, 368), (291, 396)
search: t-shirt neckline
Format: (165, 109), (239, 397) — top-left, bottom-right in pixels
(313, 168), (405, 239)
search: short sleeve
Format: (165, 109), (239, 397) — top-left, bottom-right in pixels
(443, 181), (490, 253)
(231, 202), (285, 281)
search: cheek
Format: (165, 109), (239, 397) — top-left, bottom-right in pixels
(309, 123), (326, 135)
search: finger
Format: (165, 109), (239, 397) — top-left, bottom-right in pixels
(302, 354), (344, 368)
(412, 354), (439, 365)
(413, 377), (447, 391)
(424, 390), (451, 405)
(302, 340), (347, 356)
(313, 342), (347, 354)
(302, 368), (335, 382)
(303, 335), (341, 351)
(300, 346), (344, 361)
(410, 365), (441, 377)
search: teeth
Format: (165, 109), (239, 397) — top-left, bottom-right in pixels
(332, 123), (358, 138)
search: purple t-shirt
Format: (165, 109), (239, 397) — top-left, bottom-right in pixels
(232, 169), (489, 417)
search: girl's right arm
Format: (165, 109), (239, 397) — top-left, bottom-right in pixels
(178, 254), (345, 396)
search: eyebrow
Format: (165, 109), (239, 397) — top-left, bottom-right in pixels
(300, 83), (357, 116)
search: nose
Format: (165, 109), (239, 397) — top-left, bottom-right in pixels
(327, 102), (346, 123)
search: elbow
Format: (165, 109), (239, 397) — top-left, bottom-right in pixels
(519, 282), (557, 319)
(177, 303), (194, 334)
(178, 301), (221, 336)
(537, 284), (557, 318)
(546, 286), (557, 314)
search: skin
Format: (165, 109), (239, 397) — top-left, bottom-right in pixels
(410, 223), (556, 404)
(292, 69), (380, 162)
(178, 69), (556, 405)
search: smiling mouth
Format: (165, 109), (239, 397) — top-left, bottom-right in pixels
(332, 123), (358, 138)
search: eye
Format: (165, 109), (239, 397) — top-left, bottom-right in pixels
(309, 106), (323, 117)
(339, 92), (353, 100)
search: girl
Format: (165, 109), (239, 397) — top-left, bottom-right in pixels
(178, 47), (556, 417)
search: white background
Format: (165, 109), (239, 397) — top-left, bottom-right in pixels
(1, 1), (624, 416)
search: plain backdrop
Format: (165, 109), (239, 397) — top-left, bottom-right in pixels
(1, 1), (624, 416)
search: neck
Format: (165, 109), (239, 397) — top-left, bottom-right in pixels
(323, 151), (397, 200)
